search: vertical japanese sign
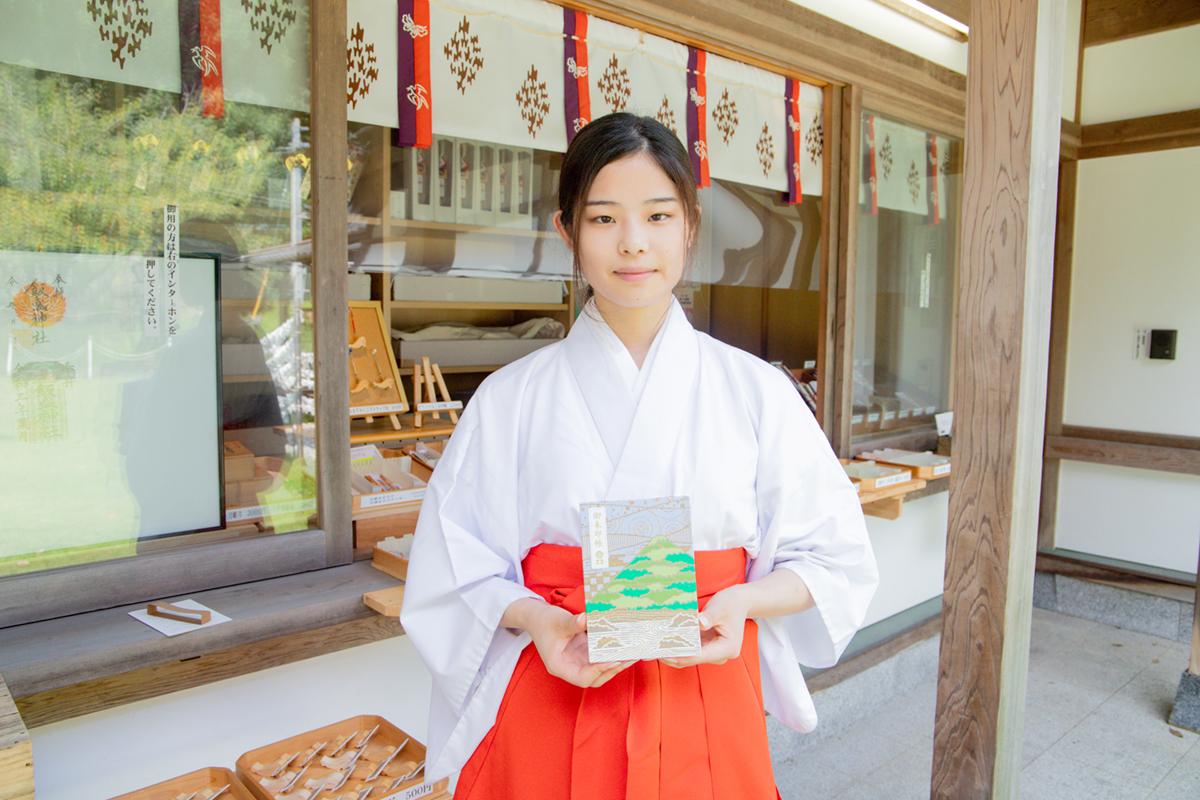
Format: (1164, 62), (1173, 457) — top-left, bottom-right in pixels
(163, 203), (180, 337)
(144, 257), (161, 335)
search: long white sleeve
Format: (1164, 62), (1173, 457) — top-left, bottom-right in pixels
(751, 369), (879, 668)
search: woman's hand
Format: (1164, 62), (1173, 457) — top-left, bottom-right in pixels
(661, 584), (751, 668)
(505, 598), (635, 688)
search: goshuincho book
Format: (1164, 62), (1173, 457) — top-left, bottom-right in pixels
(579, 496), (702, 662)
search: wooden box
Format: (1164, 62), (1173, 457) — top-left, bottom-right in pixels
(351, 456), (427, 515)
(235, 715), (447, 800)
(372, 545), (410, 580)
(354, 511), (421, 559)
(110, 767), (255, 800)
(223, 440), (256, 483)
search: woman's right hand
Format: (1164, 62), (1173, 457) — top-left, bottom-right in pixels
(504, 598), (635, 688)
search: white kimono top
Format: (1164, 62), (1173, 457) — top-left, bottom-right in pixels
(401, 298), (878, 780)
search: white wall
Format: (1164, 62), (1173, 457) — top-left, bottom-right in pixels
(862, 491), (948, 627)
(1064, 147), (1200, 436)
(30, 636), (433, 800)
(1080, 24), (1200, 124)
(1055, 461), (1200, 574)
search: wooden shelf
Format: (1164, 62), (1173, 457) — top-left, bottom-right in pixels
(387, 219), (556, 240)
(398, 362), (504, 374)
(391, 300), (568, 312)
(350, 414), (457, 445)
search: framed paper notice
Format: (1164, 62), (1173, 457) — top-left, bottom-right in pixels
(0, 250), (222, 573)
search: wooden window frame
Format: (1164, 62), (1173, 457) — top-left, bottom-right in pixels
(832, 90), (965, 459)
(0, 0), (351, 630)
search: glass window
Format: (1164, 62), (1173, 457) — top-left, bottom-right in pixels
(691, 180), (825, 420)
(0, 5), (316, 578)
(852, 111), (960, 439)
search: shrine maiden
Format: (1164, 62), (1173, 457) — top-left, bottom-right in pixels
(402, 113), (878, 799)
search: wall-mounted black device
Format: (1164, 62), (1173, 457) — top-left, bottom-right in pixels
(1148, 329), (1177, 360)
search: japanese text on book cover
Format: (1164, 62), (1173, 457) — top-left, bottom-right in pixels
(579, 496), (701, 662)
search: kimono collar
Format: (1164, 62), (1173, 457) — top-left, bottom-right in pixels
(564, 296), (700, 500)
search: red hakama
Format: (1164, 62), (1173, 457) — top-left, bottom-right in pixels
(454, 543), (781, 800)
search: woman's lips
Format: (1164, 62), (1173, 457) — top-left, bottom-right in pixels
(613, 268), (657, 281)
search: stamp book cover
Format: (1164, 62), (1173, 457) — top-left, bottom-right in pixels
(579, 496), (702, 662)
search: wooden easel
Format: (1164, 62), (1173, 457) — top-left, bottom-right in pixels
(348, 302), (409, 430)
(412, 356), (461, 428)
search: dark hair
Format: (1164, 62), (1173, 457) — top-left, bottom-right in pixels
(557, 113), (701, 301)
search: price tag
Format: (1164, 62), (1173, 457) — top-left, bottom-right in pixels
(360, 488), (425, 508)
(416, 400), (463, 412)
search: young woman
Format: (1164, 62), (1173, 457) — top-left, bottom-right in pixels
(401, 113), (878, 799)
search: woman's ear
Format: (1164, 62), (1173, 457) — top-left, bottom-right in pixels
(551, 209), (573, 251)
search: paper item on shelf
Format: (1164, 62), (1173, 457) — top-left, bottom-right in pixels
(379, 534), (415, 557)
(129, 599), (231, 637)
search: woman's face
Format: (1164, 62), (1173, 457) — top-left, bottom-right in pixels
(557, 151), (690, 312)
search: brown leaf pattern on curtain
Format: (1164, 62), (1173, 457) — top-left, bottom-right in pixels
(597, 54), (631, 111)
(85, 0), (153, 69)
(240, 0), (298, 55)
(805, 112), (823, 164)
(656, 96), (677, 136)
(880, 134), (893, 179)
(346, 22), (379, 108)
(515, 65), (550, 136)
(713, 89), (738, 145)
(756, 124), (775, 177)
(444, 16), (484, 94)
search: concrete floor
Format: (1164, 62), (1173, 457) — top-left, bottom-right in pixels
(773, 608), (1200, 799)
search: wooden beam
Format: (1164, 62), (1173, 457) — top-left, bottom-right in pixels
(933, 0), (1064, 796)
(1083, 0), (1200, 47)
(1046, 434), (1200, 476)
(14, 616), (402, 729)
(1038, 158), (1078, 551)
(874, 0), (969, 41)
(0, 675), (33, 800)
(831, 87), (863, 457)
(818, 85), (843, 442)
(1060, 119), (1081, 161)
(1080, 109), (1200, 159)
(1060, 425), (1200, 451)
(920, 0), (970, 26)
(311, 0), (352, 565)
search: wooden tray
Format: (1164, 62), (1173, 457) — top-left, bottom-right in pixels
(856, 449), (951, 480)
(235, 715), (446, 800)
(840, 459), (913, 493)
(110, 767), (255, 800)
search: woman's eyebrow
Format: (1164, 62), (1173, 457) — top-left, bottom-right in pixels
(583, 197), (679, 206)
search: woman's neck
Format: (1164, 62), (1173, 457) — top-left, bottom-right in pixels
(593, 294), (673, 369)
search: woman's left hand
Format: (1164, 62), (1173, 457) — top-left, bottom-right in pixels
(661, 585), (751, 668)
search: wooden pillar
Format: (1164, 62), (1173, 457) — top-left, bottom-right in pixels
(931, 1), (1065, 797)
(831, 86), (862, 457)
(311, 0), (352, 564)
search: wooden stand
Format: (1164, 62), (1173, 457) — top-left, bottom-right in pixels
(349, 302), (409, 431)
(412, 357), (461, 428)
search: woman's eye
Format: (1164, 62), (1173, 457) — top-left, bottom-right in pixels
(649, 212), (672, 222)
(590, 215), (615, 224)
